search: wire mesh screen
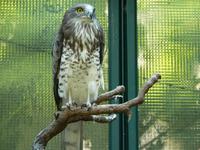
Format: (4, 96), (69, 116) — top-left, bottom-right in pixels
(138, 0), (200, 149)
(0, 0), (108, 150)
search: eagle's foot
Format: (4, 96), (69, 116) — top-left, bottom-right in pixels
(92, 102), (97, 107)
(81, 102), (92, 111)
(66, 103), (72, 110)
(72, 102), (78, 107)
(65, 102), (77, 110)
(54, 112), (60, 120)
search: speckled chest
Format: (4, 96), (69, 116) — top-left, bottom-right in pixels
(59, 41), (100, 79)
(57, 21), (101, 101)
(58, 40), (101, 102)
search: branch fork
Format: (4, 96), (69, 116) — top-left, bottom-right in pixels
(32, 73), (161, 150)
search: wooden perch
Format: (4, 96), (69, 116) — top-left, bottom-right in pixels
(32, 73), (161, 150)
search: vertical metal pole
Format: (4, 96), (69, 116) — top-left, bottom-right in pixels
(125, 0), (138, 150)
(109, 0), (138, 150)
(108, 0), (122, 150)
(120, 0), (128, 150)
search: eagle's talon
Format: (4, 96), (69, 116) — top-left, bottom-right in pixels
(72, 102), (78, 107)
(92, 103), (97, 107)
(86, 102), (92, 111)
(65, 102), (73, 110)
(54, 112), (60, 120)
(81, 103), (92, 111)
(81, 104), (87, 109)
(67, 105), (72, 110)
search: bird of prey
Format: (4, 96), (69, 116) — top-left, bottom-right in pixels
(52, 3), (104, 150)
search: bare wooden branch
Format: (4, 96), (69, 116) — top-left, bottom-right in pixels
(78, 114), (117, 123)
(94, 85), (125, 104)
(32, 73), (161, 150)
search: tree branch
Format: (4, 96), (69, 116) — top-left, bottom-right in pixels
(94, 85), (125, 104)
(32, 73), (161, 150)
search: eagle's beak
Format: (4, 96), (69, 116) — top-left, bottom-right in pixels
(88, 8), (95, 19)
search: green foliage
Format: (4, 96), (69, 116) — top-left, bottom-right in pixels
(138, 0), (200, 149)
(0, 0), (108, 150)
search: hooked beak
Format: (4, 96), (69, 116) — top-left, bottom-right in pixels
(88, 8), (96, 19)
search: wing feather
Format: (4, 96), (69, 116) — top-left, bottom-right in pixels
(98, 25), (105, 89)
(99, 25), (105, 65)
(52, 26), (64, 110)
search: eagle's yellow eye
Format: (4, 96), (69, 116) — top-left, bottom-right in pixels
(76, 7), (84, 13)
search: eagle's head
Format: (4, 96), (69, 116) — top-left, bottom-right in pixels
(62, 3), (101, 39)
(65, 3), (97, 24)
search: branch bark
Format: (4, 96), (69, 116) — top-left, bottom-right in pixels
(32, 73), (161, 150)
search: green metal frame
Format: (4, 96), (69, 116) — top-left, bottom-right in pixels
(109, 0), (138, 150)
(108, 1), (121, 150)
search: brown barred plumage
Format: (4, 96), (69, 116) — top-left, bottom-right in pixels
(52, 3), (104, 150)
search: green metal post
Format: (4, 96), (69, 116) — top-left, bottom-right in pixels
(125, 0), (138, 150)
(109, 0), (138, 150)
(108, 1), (122, 150)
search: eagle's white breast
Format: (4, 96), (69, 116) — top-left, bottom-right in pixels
(58, 24), (103, 105)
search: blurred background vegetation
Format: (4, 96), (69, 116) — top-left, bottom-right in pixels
(0, 0), (200, 150)
(0, 0), (108, 150)
(138, 0), (200, 149)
